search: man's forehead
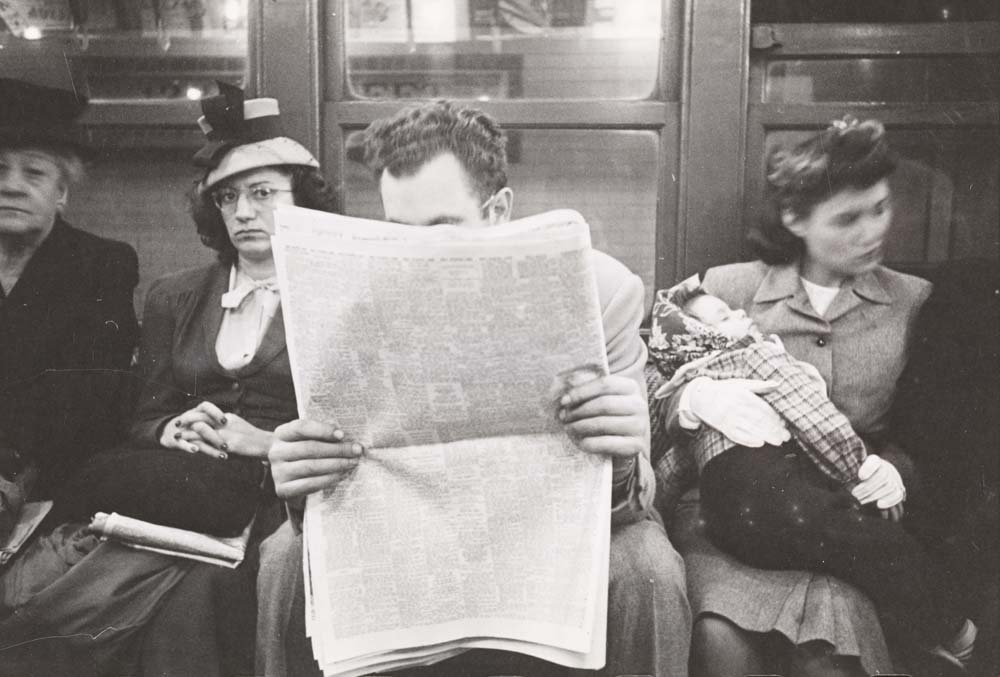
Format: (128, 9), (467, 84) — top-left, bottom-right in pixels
(379, 152), (484, 226)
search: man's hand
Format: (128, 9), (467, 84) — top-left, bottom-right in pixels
(557, 371), (648, 476)
(269, 419), (364, 509)
(686, 377), (790, 447)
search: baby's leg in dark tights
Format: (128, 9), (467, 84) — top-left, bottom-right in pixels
(700, 445), (965, 650)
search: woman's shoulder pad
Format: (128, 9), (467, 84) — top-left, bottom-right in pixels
(60, 222), (136, 259)
(703, 261), (769, 289)
(875, 266), (933, 301)
(147, 263), (223, 297)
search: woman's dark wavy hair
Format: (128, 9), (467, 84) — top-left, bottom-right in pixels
(361, 99), (507, 203)
(748, 116), (896, 265)
(190, 165), (340, 265)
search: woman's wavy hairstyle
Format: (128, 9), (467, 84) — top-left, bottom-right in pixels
(748, 116), (896, 264)
(190, 165), (340, 265)
(361, 99), (507, 203)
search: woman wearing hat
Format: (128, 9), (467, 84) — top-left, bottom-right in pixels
(0, 77), (138, 543)
(0, 84), (338, 676)
(61, 82), (338, 534)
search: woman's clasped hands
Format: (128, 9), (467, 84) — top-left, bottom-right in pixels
(159, 401), (273, 460)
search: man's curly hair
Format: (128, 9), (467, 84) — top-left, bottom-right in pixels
(362, 100), (508, 203)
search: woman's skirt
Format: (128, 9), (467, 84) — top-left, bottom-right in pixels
(671, 488), (894, 674)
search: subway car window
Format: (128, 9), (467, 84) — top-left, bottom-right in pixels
(0, 1), (248, 100)
(329, 0), (684, 293)
(343, 1), (663, 100)
(0, 0), (250, 310)
(763, 56), (999, 103)
(746, 0), (1000, 269)
(752, 0), (1000, 23)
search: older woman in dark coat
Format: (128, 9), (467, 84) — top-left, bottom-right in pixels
(0, 77), (138, 550)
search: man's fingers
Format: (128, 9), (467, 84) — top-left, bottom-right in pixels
(560, 374), (634, 409)
(271, 440), (363, 465)
(573, 435), (642, 459)
(274, 419), (346, 444)
(277, 457), (361, 482)
(563, 415), (645, 440)
(559, 395), (642, 423)
(275, 474), (355, 501)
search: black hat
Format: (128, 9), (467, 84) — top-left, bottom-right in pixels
(0, 78), (91, 156)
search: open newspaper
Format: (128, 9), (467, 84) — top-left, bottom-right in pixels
(272, 206), (613, 677)
(88, 512), (252, 568)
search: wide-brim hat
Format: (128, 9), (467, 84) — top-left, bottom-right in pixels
(0, 78), (92, 158)
(194, 82), (318, 191)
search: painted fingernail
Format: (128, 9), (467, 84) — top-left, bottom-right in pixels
(189, 444), (199, 453)
(174, 432), (182, 440)
(351, 443), (363, 455)
(220, 443), (229, 451)
(175, 420), (183, 427)
(220, 417), (228, 425)
(219, 452), (228, 460)
(333, 429), (345, 440)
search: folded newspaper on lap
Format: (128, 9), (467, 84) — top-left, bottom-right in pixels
(88, 512), (252, 568)
(273, 206), (612, 677)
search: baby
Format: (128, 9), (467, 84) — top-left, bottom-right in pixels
(649, 284), (868, 488)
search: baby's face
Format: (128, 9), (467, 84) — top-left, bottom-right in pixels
(684, 294), (756, 340)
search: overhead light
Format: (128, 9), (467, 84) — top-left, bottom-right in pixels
(224, 0), (243, 24)
(23, 26), (43, 40)
(186, 86), (204, 100)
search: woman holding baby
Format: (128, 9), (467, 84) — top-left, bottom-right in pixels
(660, 117), (974, 676)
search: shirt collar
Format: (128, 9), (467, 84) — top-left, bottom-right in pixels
(753, 262), (893, 306)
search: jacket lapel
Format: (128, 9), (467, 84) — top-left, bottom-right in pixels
(753, 263), (825, 322)
(200, 263), (232, 378)
(825, 270), (893, 323)
(238, 305), (287, 376)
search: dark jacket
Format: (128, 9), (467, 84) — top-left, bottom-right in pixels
(129, 261), (297, 444)
(60, 261), (296, 534)
(0, 218), (138, 499)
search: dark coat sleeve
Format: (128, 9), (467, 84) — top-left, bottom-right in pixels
(28, 240), (140, 495)
(892, 259), (1000, 531)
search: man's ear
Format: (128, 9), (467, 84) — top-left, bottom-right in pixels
(56, 186), (69, 212)
(489, 187), (513, 225)
(781, 208), (806, 237)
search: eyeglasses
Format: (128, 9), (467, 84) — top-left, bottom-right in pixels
(212, 185), (293, 213)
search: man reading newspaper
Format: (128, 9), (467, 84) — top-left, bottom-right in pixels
(256, 100), (691, 677)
